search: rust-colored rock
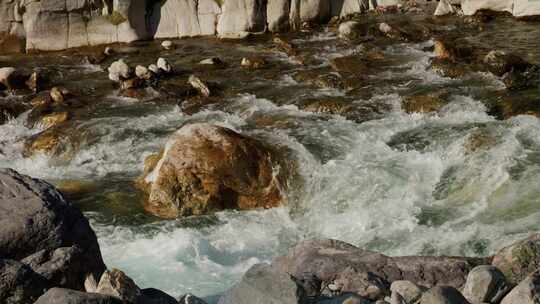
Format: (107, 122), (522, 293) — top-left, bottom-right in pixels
(402, 94), (446, 113)
(138, 123), (284, 218)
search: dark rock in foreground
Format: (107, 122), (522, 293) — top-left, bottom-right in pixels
(0, 168), (106, 297)
(34, 288), (122, 304)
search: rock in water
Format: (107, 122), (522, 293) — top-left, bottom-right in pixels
(420, 286), (470, 304)
(492, 234), (540, 284)
(218, 263), (301, 304)
(179, 293), (208, 304)
(108, 59), (132, 82)
(501, 270), (540, 304)
(138, 123), (284, 218)
(157, 57), (172, 73)
(0, 169), (106, 292)
(188, 75), (211, 97)
(34, 288), (122, 304)
(161, 40), (174, 50)
(462, 265), (509, 304)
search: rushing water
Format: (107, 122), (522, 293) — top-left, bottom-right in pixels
(1, 16), (540, 300)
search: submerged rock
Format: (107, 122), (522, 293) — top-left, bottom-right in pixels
(138, 123), (284, 218)
(483, 50), (531, 77)
(402, 93), (447, 113)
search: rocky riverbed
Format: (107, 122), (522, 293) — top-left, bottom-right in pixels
(1, 0), (540, 303)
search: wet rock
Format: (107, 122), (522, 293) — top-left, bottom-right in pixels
(329, 55), (370, 75)
(0, 99), (28, 124)
(500, 270), (540, 304)
(431, 58), (472, 78)
(108, 59), (132, 82)
(483, 50), (531, 77)
(464, 129), (497, 153)
(0, 67), (28, 90)
(379, 23), (393, 35)
(179, 293), (207, 304)
(138, 123), (284, 218)
(338, 21), (364, 40)
(55, 180), (98, 200)
(39, 112), (70, 128)
(241, 57), (267, 69)
(402, 93), (446, 113)
(300, 98), (353, 115)
(273, 37), (298, 57)
(120, 78), (144, 90)
(218, 263), (302, 304)
(26, 71), (42, 93)
(161, 40), (174, 50)
(0, 259), (49, 304)
(199, 57), (224, 65)
(135, 65), (153, 80)
(462, 265), (509, 304)
(492, 233), (540, 284)
(0, 169), (106, 291)
(502, 65), (540, 91)
(149, 64), (160, 74)
(23, 125), (80, 158)
(434, 38), (475, 63)
(50, 87), (65, 104)
(188, 75), (212, 97)
(273, 239), (488, 290)
(141, 288), (179, 304)
(157, 57), (173, 74)
(419, 286), (470, 304)
(96, 269), (142, 303)
(34, 288), (122, 304)
(390, 280), (425, 304)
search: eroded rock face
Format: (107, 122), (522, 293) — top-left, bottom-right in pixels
(0, 169), (106, 293)
(138, 123), (285, 218)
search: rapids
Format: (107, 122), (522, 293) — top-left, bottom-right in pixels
(1, 17), (540, 301)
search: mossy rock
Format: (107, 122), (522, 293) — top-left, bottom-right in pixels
(106, 11), (127, 26)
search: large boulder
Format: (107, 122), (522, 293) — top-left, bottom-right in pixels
(34, 288), (123, 304)
(500, 270), (540, 304)
(462, 265), (510, 304)
(273, 239), (489, 290)
(419, 286), (470, 304)
(0, 168), (106, 292)
(492, 234), (540, 284)
(138, 123), (285, 218)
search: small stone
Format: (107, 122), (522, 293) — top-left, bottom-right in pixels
(135, 65), (153, 80)
(379, 23), (393, 35)
(108, 59), (132, 82)
(120, 78), (143, 90)
(148, 64), (160, 74)
(50, 87), (64, 103)
(188, 75), (211, 97)
(161, 40), (174, 50)
(339, 21), (361, 40)
(199, 57), (223, 65)
(26, 71), (41, 93)
(157, 57), (172, 73)
(96, 268), (142, 303)
(390, 280), (425, 304)
(179, 293), (207, 304)
(104, 46), (113, 55)
(241, 57), (267, 69)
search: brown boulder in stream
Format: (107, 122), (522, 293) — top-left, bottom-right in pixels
(138, 123), (284, 218)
